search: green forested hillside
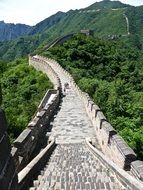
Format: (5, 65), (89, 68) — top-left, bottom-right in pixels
(0, 58), (52, 141)
(43, 34), (143, 159)
(2, 0), (143, 61)
(28, 11), (66, 35)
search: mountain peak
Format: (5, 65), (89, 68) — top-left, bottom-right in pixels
(85, 0), (132, 10)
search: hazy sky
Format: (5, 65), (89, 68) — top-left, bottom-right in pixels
(0, 0), (142, 26)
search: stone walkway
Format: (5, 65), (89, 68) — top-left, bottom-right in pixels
(30, 59), (125, 190)
(32, 144), (123, 190)
(47, 61), (97, 144)
(50, 87), (96, 144)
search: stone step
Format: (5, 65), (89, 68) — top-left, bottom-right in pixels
(33, 180), (40, 188)
(29, 144), (124, 190)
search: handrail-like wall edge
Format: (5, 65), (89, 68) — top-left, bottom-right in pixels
(18, 139), (56, 190)
(86, 138), (143, 190)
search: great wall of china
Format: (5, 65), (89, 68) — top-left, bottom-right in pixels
(0, 50), (143, 189)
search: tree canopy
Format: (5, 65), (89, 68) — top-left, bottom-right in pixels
(1, 58), (52, 141)
(44, 34), (143, 159)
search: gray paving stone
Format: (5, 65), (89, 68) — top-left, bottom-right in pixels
(32, 144), (124, 189)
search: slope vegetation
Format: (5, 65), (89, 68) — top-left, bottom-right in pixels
(43, 34), (143, 160)
(0, 58), (52, 141)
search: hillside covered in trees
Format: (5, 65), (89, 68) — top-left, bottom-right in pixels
(0, 58), (52, 141)
(1, 0), (143, 61)
(42, 34), (143, 160)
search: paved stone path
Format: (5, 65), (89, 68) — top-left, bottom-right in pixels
(30, 59), (125, 190)
(32, 144), (123, 190)
(50, 87), (96, 144)
(47, 60), (97, 144)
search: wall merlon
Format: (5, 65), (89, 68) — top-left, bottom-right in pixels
(102, 120), (116, 135)
(113, 135), (136, 157)
(11, 147), (18, 158)
(92, 104), (100, 111)
(14, 128), (32, 148)
(11, 147), (20, 170)
(43, 103), (51, 111)
(38, 89), (57, 111)
(36, 110), (46, 118)
(88, 100), (94, 111)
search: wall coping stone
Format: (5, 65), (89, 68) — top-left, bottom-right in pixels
(28, 117), (40, 127)
(18, 139), (56, 189)
(102, 120), (117, 135)
(36, 110), (46, 118)
(14, 128), (31, 148)
(11, 147), (18, 158)
(112, 135), (137, 159)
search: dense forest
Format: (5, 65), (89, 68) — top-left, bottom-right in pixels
(42, 34), (143, 159)
(0, 58), (52, 141)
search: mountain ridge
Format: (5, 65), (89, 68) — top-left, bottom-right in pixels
(85, 0), (132, 10)
(0, 20), (31, 41)
(1, 0), (143, 60)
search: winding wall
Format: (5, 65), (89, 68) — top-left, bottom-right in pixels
(34, 55), (143, 180)
(0, 50), (143, 190)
